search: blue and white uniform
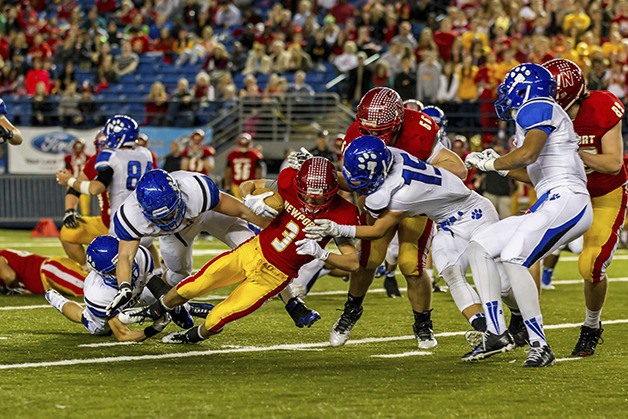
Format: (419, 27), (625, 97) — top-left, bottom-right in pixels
(113, 171), (255, 286)
(81, 246), (156, 335)
(471, 99), (592, 267)
(0, 98), (7, 115)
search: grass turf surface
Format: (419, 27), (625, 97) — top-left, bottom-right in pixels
(0, 229), (627, 418)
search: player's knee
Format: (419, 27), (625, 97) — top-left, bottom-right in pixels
(364, 250), (386, 270)
(398, 255), (420, 277)
(578, 252), (596, 282)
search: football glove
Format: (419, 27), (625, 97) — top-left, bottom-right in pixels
(63, 209), (82, 229)
(152, 313), (171, 332)
(0, 124), (13, 143)
(304, 219), (355, 240)
(480, 149), (509, 176)
(243, 191), (279, 218)
(464, 152), (485, 170)
(106, 282), (133, 317)
(286, 147), (313, 171)
(295, 239), (330, 261)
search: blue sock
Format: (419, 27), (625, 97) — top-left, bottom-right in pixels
(541, 268), (553, 286)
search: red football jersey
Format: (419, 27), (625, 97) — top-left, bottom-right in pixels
(83, 152), (111, 227)
(0, 249), (46, 294)
(343, 108), (439, 161)
(258, 168), (360, 278)
(182, 145), (216, 174)
(227, 149), (264, 186)
(575, 90), (627, 197)
(64, 152), (91, 177)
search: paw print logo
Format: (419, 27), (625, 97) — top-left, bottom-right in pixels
(107, 118), (125, 134)
(549, 193), (560, 201)
(357, 152), (379, 176)
(471, 208), (483, 220)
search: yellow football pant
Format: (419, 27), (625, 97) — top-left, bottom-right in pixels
(176, 236), (291, 333)
(59, 216), (108, 245)
(41, 257), (88, 296)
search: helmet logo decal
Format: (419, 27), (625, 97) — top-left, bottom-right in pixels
(357, 152), (379, 178)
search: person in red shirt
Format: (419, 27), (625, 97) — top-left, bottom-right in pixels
(224, 133), (264, 199)
(0, 249), (87, 296)
(333, 87), (467, 349)
(543, 59), (628, 357)
(25, 57), (51, 95)
(158, 157), (361, 344)
(64, 138), (92, 216)
(181, 129), (216, 175)
(433, 17), (457, 62)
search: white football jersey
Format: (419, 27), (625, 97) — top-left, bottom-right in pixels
(112, 170), (221, 240)
(95, 147), (154, 216)
(365, 147), (485, 224)
(81, 246), (155, 335)
(513, 98), (588, 196)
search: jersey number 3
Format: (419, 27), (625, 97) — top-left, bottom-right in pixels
(400, 153), (442, 186)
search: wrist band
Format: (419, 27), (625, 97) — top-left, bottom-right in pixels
(67, 177), (77, 188)
(79, 181), (91, 195)
(484, 159), (496, 172)
(319, 249), (330, 261)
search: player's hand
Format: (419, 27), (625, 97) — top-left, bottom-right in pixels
(55, 169), (72, 186)
(295, 239), (330, 261)
(152, 313), (171, 332)
(286, 147), (313, 171)
(0, 124), (13, 143)
(106, 282), (133, 317)
(304, 219), (339, 240)
(63, 209), (82, 229)
(480, 149), (509, 176)
(464, 152), (485, 169)
(243, 192), (279, 218)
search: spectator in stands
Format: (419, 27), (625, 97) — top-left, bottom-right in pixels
(380, 41), (405, 78)
(345, 51), (372, 105)
(145, 81), (169, 126)
(215, 0), (243, 28)
(330, 0), (356, 26)
(287, 70), (314, 95)
(202, 43), (232, 83)
(416, 50), (441, 103)
(58, 81), (82, 127)
(31, 81), (53, 126)
(162, 140), (183, 173)
(151, 27), (177, 64)
(25, 58), (50, 95)
(391, 21), (417, 49)
(283, 43), (312, 72)
(97, 53), (117, 88)
(175, 33), (206, 67)
(356, 26), (382, 57)
(239, 74), (262, 98)
(309, 130), (337, 163)
(455, 55), (479, 129)
(167, 78), (196, 128)
(416, 27), (438, 62)
(243, 42), (272, 75)
(57, 61), (76, 94)
(216, 72), (237, 100)
(113, 40), (139, 78)
(436, 60), (459, 114)
(333, 40), (359, 73)
(231, 41), (248, 73)
(267, 40), (289, 74)
(372, 61), (392, 88)
(588, 57), (610, 90)
(0, 63), (21, 95)
(307, 29), (332, 72)
(78, 83), (98, 128)
(28, 33), (52, 62)
(106, 20), (124, 48)
(393, 56), (417, 101)
(182, 129), (216, 175)
(434, 17), (457, 62)
(193, 71), (215, 106)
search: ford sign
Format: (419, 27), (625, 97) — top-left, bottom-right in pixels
(31, 132), (77, 154)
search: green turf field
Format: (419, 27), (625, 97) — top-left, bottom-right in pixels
(1, 229), (627, 418)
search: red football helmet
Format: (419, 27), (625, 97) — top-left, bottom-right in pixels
(542, 59), (587, 111)
(356, 87), (405, 144)
(294, 157), (339, 214)
(403, 99), (424, 111)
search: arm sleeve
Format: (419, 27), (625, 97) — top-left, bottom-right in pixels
(95, 167), (114, 188)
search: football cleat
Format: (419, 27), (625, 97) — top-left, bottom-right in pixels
(118, 304), (159, 325)
(375, 265), (388, 278)
(414, 320), (438, 349)
(462, 330), (515, 362)
(188, 302), (215, 319)
(170, 305), (194, 329)
(508, 314), (529, 348)
(285, 297), (321, 328)
(329, 303), (363, 347)
(523, 342), (556, 367)
(571, 324), (604, 357)
(162, 330), (198, 344)
(384, 276), (401, 298)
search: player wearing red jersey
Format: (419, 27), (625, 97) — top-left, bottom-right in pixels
(64, 138), (92, 216)
(157, 157), (360, 344)
(0, 249), (87, 296)
(224, 133), (265, 199)
(334, 87), (467, 349)
(543, 59), (628, 357)
(59, 132), (110, 268)
(181, 129), (216, 175)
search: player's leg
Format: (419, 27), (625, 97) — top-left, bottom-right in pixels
(40, 257), (88, 296)
(79, 194), (91, 216)
(573, 186), (627, 356)
(45, 289), (83, 323)
(398, 215), (436, 349)
(59, 215), (108, 268)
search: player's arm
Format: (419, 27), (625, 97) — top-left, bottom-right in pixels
(0, 256), (18, 288)
(493, 129), (547, 171)
(213, 192), (271, 228)
(0, 115), (23, 145)
(56, 167), (109, 195)
(354, 210), (406, 239)
(506, 168), (533, 184)
(430, 147), (468, 180)
(325, 240), (360, 273)
(108, 315), (169, 342)
(239, 179), (271, 196)
(116, 239), (140, 287)
(224, 163), (233, 190)
(204, 156), (215, 174)
(578, 121), (624, 174)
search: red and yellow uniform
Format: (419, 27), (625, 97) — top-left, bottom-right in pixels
(344, 109), (438, 276)
(176, 168), (359, 333)
(59, 153), (110, 246)
(226, 148), (264, 199)
(64, 150), (91, 215)
(0, 249), (87, 295)
(182, 145), (216, 175)
(575, 90), (628, 282)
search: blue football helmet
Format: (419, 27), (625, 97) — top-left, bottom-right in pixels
(342, 135), (393, 195)
(494, 63), (556, 121)
(422, 106), (447, 134)
(86, 235), (120, 287)
(136, 169), (187, 231)
(103, 115), (139, 149)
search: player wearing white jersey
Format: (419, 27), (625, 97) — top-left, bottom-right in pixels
(464, 64), (593, 367)
(306, 138), (504, 343)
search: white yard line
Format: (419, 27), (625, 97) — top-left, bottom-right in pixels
(371, 351), (433, 358)
(555, 357), (583, 363)
(78, 341), (138, 348)
(0, 319), (625, 370)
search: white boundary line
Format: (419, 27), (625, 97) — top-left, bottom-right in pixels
(78, 341), (138, 348)
(371, 351), (433, 358)
(0, 319), (625, 370)
(555, 357), (583, 363)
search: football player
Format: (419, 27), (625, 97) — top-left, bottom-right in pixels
(157, 157), (361, 344)
(422, 105), (451, 150)
(464, 63), (592, 367)
(224, 133), (265, 199)
(0, 97), (23, 145)
(63, 138), (92, 216)
(334, 87), (467, 349)
(46, 236), (173, 341)
(0, 248), (87, 296)
(181, 129), (216, 175)
(543, 58), (627, 357)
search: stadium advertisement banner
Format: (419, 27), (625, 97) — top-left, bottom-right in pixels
(8, 128), (99, 174)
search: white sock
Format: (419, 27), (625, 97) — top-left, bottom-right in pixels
(468, 242), (506, 334)
(584, 308), (602, 328)
(503, 262), (547, 346)
(46, 290), (69, 313)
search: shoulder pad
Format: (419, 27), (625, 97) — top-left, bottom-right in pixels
(589, 91), (624, 130)
(94, 150), (113, 170)
(516, 100), (555, 131)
